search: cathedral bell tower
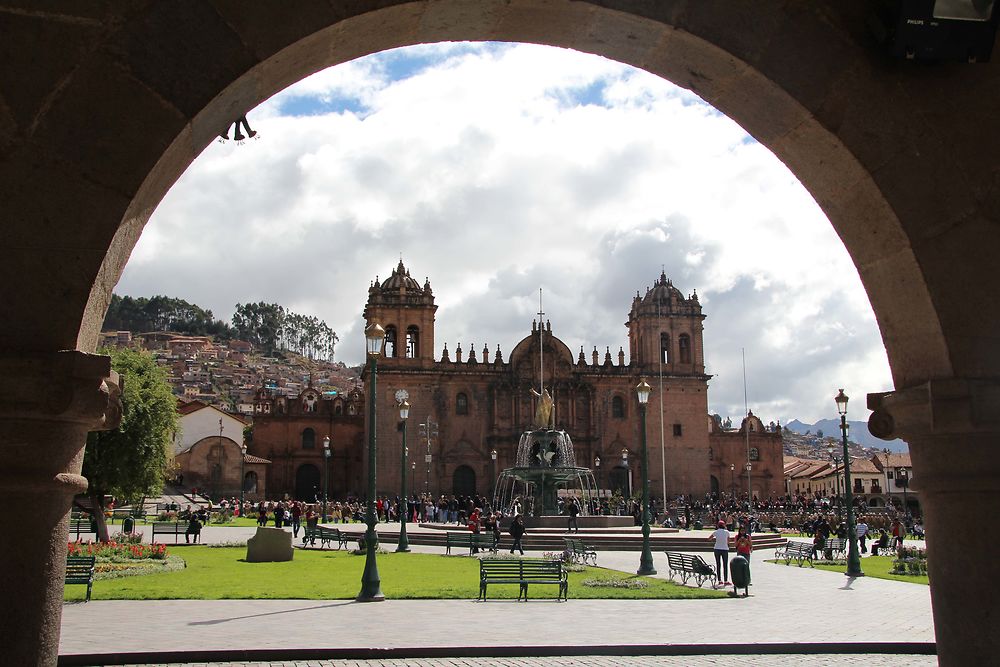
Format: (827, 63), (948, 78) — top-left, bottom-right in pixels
(627, 271), (705, 375)
(363, 260), (437, 364)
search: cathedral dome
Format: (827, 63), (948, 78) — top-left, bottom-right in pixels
(380, 260), (423, 291)
(641, 270), (685, 307)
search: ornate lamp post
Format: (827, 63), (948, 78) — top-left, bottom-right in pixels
(621, 448), (630, 498)
(358, 322), (386, 602)
(826, 443), (843, 511)
(239, 440), (246, 516)
(635, 378), (656, 576)
(396, 400), (411, 553)
(490, 449), (497, 507)
(322, 436), (331, 522)
(835, 389), (864, 578)
(594, 456), (601, 500)
(730, 463), (735, 497)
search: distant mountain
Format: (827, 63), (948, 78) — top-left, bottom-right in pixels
(785, 419), (907, 452)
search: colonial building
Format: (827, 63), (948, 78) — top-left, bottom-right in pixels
(708, 412), (785, 499)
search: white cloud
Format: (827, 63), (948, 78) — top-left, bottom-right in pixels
(120, 42), (893, 424)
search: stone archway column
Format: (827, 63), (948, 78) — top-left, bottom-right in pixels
(869, 380), (1000, 665)
(0, 352), (119, 666)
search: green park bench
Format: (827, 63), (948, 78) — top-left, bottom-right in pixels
(151, 522), (188, 544)
(302, 526), (351, 550)
(775, 541), (815, 567)
(68, 518), (96, 541)
(445, 531), (496, 556)
(563, 537), (597, 566)
(65, 555), (96, 602)
(478, 558), (568, 601)
(663, 551), (716, 587)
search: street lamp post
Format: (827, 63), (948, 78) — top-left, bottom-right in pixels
(635, 379), (656, 576)
(594, 456), (601, 500)
(730, 463), (735, 497)
(239, 441), (246, 515)
(835, 389), (864, 578)
(621, 448), (630, 498)
(882, 447), (892, 507)
(490, 449), (497, 508)
(322, 436), (331, 523)
(358, 322), (386, 602)
(396, 400), (410, 553)
(826, 444), (843, 511)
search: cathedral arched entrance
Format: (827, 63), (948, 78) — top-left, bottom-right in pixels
(609, 466), (630, 497)
(452, 465), (476, 496)
(294, 464), (321, 501)
(3, 2), (999, 665)
(710, 476), (719, 497)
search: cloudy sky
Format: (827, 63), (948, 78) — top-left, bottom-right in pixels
(119, 42), (893, 424)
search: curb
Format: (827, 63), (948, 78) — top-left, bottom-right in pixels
(58, 642), (936, 665)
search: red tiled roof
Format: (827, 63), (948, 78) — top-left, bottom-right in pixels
(243, 454), (271, 464)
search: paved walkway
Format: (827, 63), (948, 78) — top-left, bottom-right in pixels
(60, 522), (935, 663)
(114, 657), (938, 667)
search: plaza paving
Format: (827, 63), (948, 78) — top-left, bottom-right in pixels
(61, 523), (935, 664)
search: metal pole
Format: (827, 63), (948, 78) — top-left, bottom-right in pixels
(397, 412), (410, 552)
(840, 405), (864, 578)
(358, 353), (384, 601)
(240, 444), (245, 516)
(638, 401), (656, 575)
(322, 448), (329, 523)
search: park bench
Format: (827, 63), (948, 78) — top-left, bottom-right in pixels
(563, 537), (597, 566)
(663, 551), (716, 587)
(775, 541), (815, 567)
(302, 526), (351, 550)
(479, 558), (567, 601)
(824, 537), (847, 559)
(65, 555), (96, 602)
(151, 522), (188, 544)
(68, 518), (96, 541)
(445, 531), (496, 556)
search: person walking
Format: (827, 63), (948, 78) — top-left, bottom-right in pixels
(735, 525), (753, 583)
(509, 514), (526, 555)
(708, 520), (731, 586)
(567, 497), (580, 533)
(856, 517), (869, 554)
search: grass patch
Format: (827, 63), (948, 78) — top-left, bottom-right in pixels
(64, 548), (727, 601)
(767, 556), (928, 585)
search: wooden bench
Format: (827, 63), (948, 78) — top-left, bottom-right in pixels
(775, 541), (815, 567)
(479, 558), (567, 601)
(302, 526), (351, 550)
(151, 522), (188, 544)
(445, 531), (496, 556)
(663, 551), (716, 587)
(68, 519), (96, 541)
(563, 537), (597, 566)
(65, 555), (96, 602)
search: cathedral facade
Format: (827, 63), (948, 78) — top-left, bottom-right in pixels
(362, 261), (716, 502)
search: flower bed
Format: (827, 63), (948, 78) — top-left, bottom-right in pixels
(891, 546), (928, 576)
(68, 540), (168, 561)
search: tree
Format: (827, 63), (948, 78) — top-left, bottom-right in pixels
(83, 348), (178, 541)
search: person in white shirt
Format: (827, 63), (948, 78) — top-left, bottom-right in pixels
(856, 518), (869, 554)
(708, 521), (732, 586)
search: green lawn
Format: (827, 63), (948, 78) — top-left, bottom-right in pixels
(768, 556), (928, 585)
(64, 548), (728, 601)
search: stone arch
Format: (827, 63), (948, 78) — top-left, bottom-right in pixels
(6, 3), (1000, 664)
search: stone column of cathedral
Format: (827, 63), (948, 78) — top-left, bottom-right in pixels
(868, 382), (1000, 666)
(0, 352), (119, 666)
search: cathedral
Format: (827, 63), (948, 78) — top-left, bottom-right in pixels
(248, 260), (784, 502)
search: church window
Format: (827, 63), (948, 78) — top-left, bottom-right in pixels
(679, 334), (691, 364)
(456, 392), (469, 415)
(406, 326), (419, 358)
(384, 326), (397, 358)
(660, 333), (670, 364)
(612, 395), (625, 419)
(302, 428), (315, 449)
(673, 423), (683, 436)
(750, 447), (759, 461)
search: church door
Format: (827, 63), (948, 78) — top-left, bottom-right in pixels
(295, 464), (321, 501)
(609, 466), (630, 497)
(453, 465), (476, 496)
(710, 475), (719, 496)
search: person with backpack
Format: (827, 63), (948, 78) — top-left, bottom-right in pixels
(509, 514), (526, 555)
